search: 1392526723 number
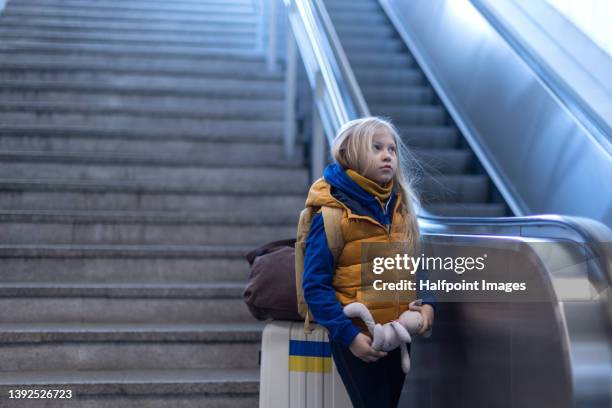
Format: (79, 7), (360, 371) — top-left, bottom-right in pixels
(8, 389), (73, 399)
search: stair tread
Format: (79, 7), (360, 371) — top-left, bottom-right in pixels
(0, 19), (256, 38)
(0, 100), (285, 119)
(0, 124), (286, 142)
(0, 282), (247, 298)
(0, 39), (261, 59)
(0, 322), (264, 340)
(0, 59), (283, 80)
(6, 2), (254, 15)
(15, 0), (254, 6)
(0, 30), (255, 48)
(0, 45), (269, 61)
(0, 177), (306, 194)
(0, 321), (263, 330)
(0, 41), (265, 59)
(2, 8), (257, 24)
(0, 209), (297, 224)
(0, 367), (259, 389)
(0, 150), (299, 168)
(0, 244), (254, 258)
(0, 77), (284, 91)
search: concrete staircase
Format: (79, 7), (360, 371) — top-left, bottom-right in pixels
(325, 0), (510, 217)
(0, 0), (306, 406)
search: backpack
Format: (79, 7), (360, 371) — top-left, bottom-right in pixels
(295, 206), (344, 332)
(243, 205), (344, 331)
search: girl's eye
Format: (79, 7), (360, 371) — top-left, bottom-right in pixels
(373, 144), (381, 151)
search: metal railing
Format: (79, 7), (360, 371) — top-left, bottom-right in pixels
(282, 0), (369, 180)
(256, 0), (278, 71)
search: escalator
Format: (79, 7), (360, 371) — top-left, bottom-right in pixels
(281, 0), (612, 407)
(324, 0), (509, 217)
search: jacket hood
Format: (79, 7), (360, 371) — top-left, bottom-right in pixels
(305, 163), (398, 225)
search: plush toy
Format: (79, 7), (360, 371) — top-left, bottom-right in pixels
(343, 300), (430, 373)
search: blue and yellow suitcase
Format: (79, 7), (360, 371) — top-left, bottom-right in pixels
(259, 321), (351, 407)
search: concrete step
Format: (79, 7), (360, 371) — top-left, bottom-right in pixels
(371, 105), (447, 126)
(9, 0), (254, 15)
(0, 137), (302, 166)
(0, 368), (259, 408)
(398, 126), (460, 149)
(0, 172), (305, 195)
(0, 322), (262, 371)
(412, 148), (473, 174)
(0, 99), (284, 123)
(0, 178), (305, 213)
(0, 79), (284, 104)
(0, 41), (265, 63)
(0, 104), (283, 133)
(0, 15), (256, 36)
(424, 202), (509, 217)
(0, 144), (302, 173)
(0, 282), (253, 323)
(0, 24), (256, 46)
(16, 0), (255, 6)
(0, 210), (297, 245)
(418, 174), (490, 203)
(0, 123), (286, 143)
(0, 40), (262, 59)
(0, 18), (255, 36)
(1, 7), (258, 25)
(0, 244), (256, 284)
(0, 155), (308, 192)
(362, 84), (435, 105)
(354, 67), (424, 86)
(0, 56), (282, 82)
(0, 28), (256, 49)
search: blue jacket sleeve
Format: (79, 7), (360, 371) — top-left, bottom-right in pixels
(302, 212), (360, 348)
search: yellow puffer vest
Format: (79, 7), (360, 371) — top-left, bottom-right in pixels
(305, 178), (417, 335)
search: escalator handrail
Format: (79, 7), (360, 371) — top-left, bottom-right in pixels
(419, 213), (612, 289)
(284, 0), (369, 145)
(283, 0), (612, 290)
(312, 0), (370, 118)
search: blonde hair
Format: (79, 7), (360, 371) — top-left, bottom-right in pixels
(331, 116), (421, 249)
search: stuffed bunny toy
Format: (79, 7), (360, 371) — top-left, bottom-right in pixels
(343, 300), (430, 373)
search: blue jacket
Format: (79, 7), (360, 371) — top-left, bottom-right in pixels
(302, 163), (436, 347)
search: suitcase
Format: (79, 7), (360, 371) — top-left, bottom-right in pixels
(259, 321), (352, 408)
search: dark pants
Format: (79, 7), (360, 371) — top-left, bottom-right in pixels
(329, 337), (410, 408)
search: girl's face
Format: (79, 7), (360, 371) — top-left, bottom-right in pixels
(362, 129), (397, 186)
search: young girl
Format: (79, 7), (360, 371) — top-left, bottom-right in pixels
(302, 117), (435, 408)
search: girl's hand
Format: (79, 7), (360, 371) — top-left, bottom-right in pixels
(349, 333), (387, 362)
(409, 303), (435, 335)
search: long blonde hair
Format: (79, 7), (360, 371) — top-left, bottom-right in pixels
(330, 116), (421, 249)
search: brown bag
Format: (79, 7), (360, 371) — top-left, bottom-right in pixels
(243, 203), (344, 323)
(243, 239), (301, 321)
